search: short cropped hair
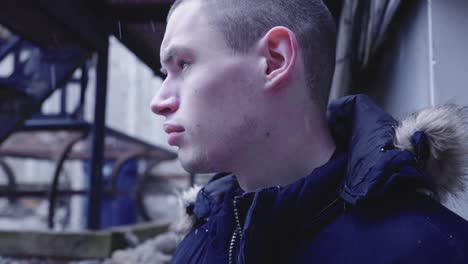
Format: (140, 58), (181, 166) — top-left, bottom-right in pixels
(169, 0), (336, 110)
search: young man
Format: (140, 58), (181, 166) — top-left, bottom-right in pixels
(150, 0), (468, 263)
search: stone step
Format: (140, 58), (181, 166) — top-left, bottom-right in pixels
(0, 221), (169, 260)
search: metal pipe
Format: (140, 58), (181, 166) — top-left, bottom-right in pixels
(0, 189), (87, 197)
(22, 119), (91, 131)
(60, 85), (67, 115)
(0, 36), (21, 62)
(48, 133), (86, 229)
(77, 64), (89, 118)
(87, 39), (109, 230)
(0, 159), (17, 202)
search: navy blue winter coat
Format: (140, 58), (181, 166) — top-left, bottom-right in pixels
(171, 95), (468, 263)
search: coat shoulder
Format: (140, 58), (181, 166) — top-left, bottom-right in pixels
(298, 193), (468, 263)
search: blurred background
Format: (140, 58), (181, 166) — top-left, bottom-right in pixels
(0, 0), (466, 262)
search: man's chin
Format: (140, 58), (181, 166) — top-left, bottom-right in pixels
(178, 156), (216, 174)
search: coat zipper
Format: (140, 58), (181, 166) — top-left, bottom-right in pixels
(229, 196), (242, 264)
(227, 194), (345, 264)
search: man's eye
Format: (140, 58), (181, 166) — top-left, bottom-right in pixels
(179, 61), (190, 71)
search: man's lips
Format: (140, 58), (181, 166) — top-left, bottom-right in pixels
(163, 123), (185, 145)
(163, 123), (185, 134)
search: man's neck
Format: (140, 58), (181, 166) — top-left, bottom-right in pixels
(233, 112), (336, 192)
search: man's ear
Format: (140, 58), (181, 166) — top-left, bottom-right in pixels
(257, 26), (298, 92)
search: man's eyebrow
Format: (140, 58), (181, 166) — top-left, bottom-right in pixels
(160, 46), (193, 65)
(160, 49), (175, 65)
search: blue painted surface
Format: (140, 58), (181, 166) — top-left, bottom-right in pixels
(83, 159), (138, 228)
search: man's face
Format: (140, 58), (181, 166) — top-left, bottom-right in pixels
(151, 0), (266, 173)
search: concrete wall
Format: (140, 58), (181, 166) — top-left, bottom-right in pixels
(431, 0), (468, 105)
(370, 0), (432, 119)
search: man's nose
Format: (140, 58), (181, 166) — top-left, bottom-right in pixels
(150, 95), (180, 117)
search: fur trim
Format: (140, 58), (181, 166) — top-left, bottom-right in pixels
(111, 232), (177, 264)
(394, 104), (468, 202)
(110, 186), (202, 264)
(170, 185), (202, 237)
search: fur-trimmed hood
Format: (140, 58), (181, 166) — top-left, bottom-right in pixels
(393, 103), (468, 201)
(329, 95), (468, 204)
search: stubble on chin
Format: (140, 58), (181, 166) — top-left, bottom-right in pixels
(177, 147), (217, 174)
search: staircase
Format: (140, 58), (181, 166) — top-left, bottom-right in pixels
(0, 33), (90, 144)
